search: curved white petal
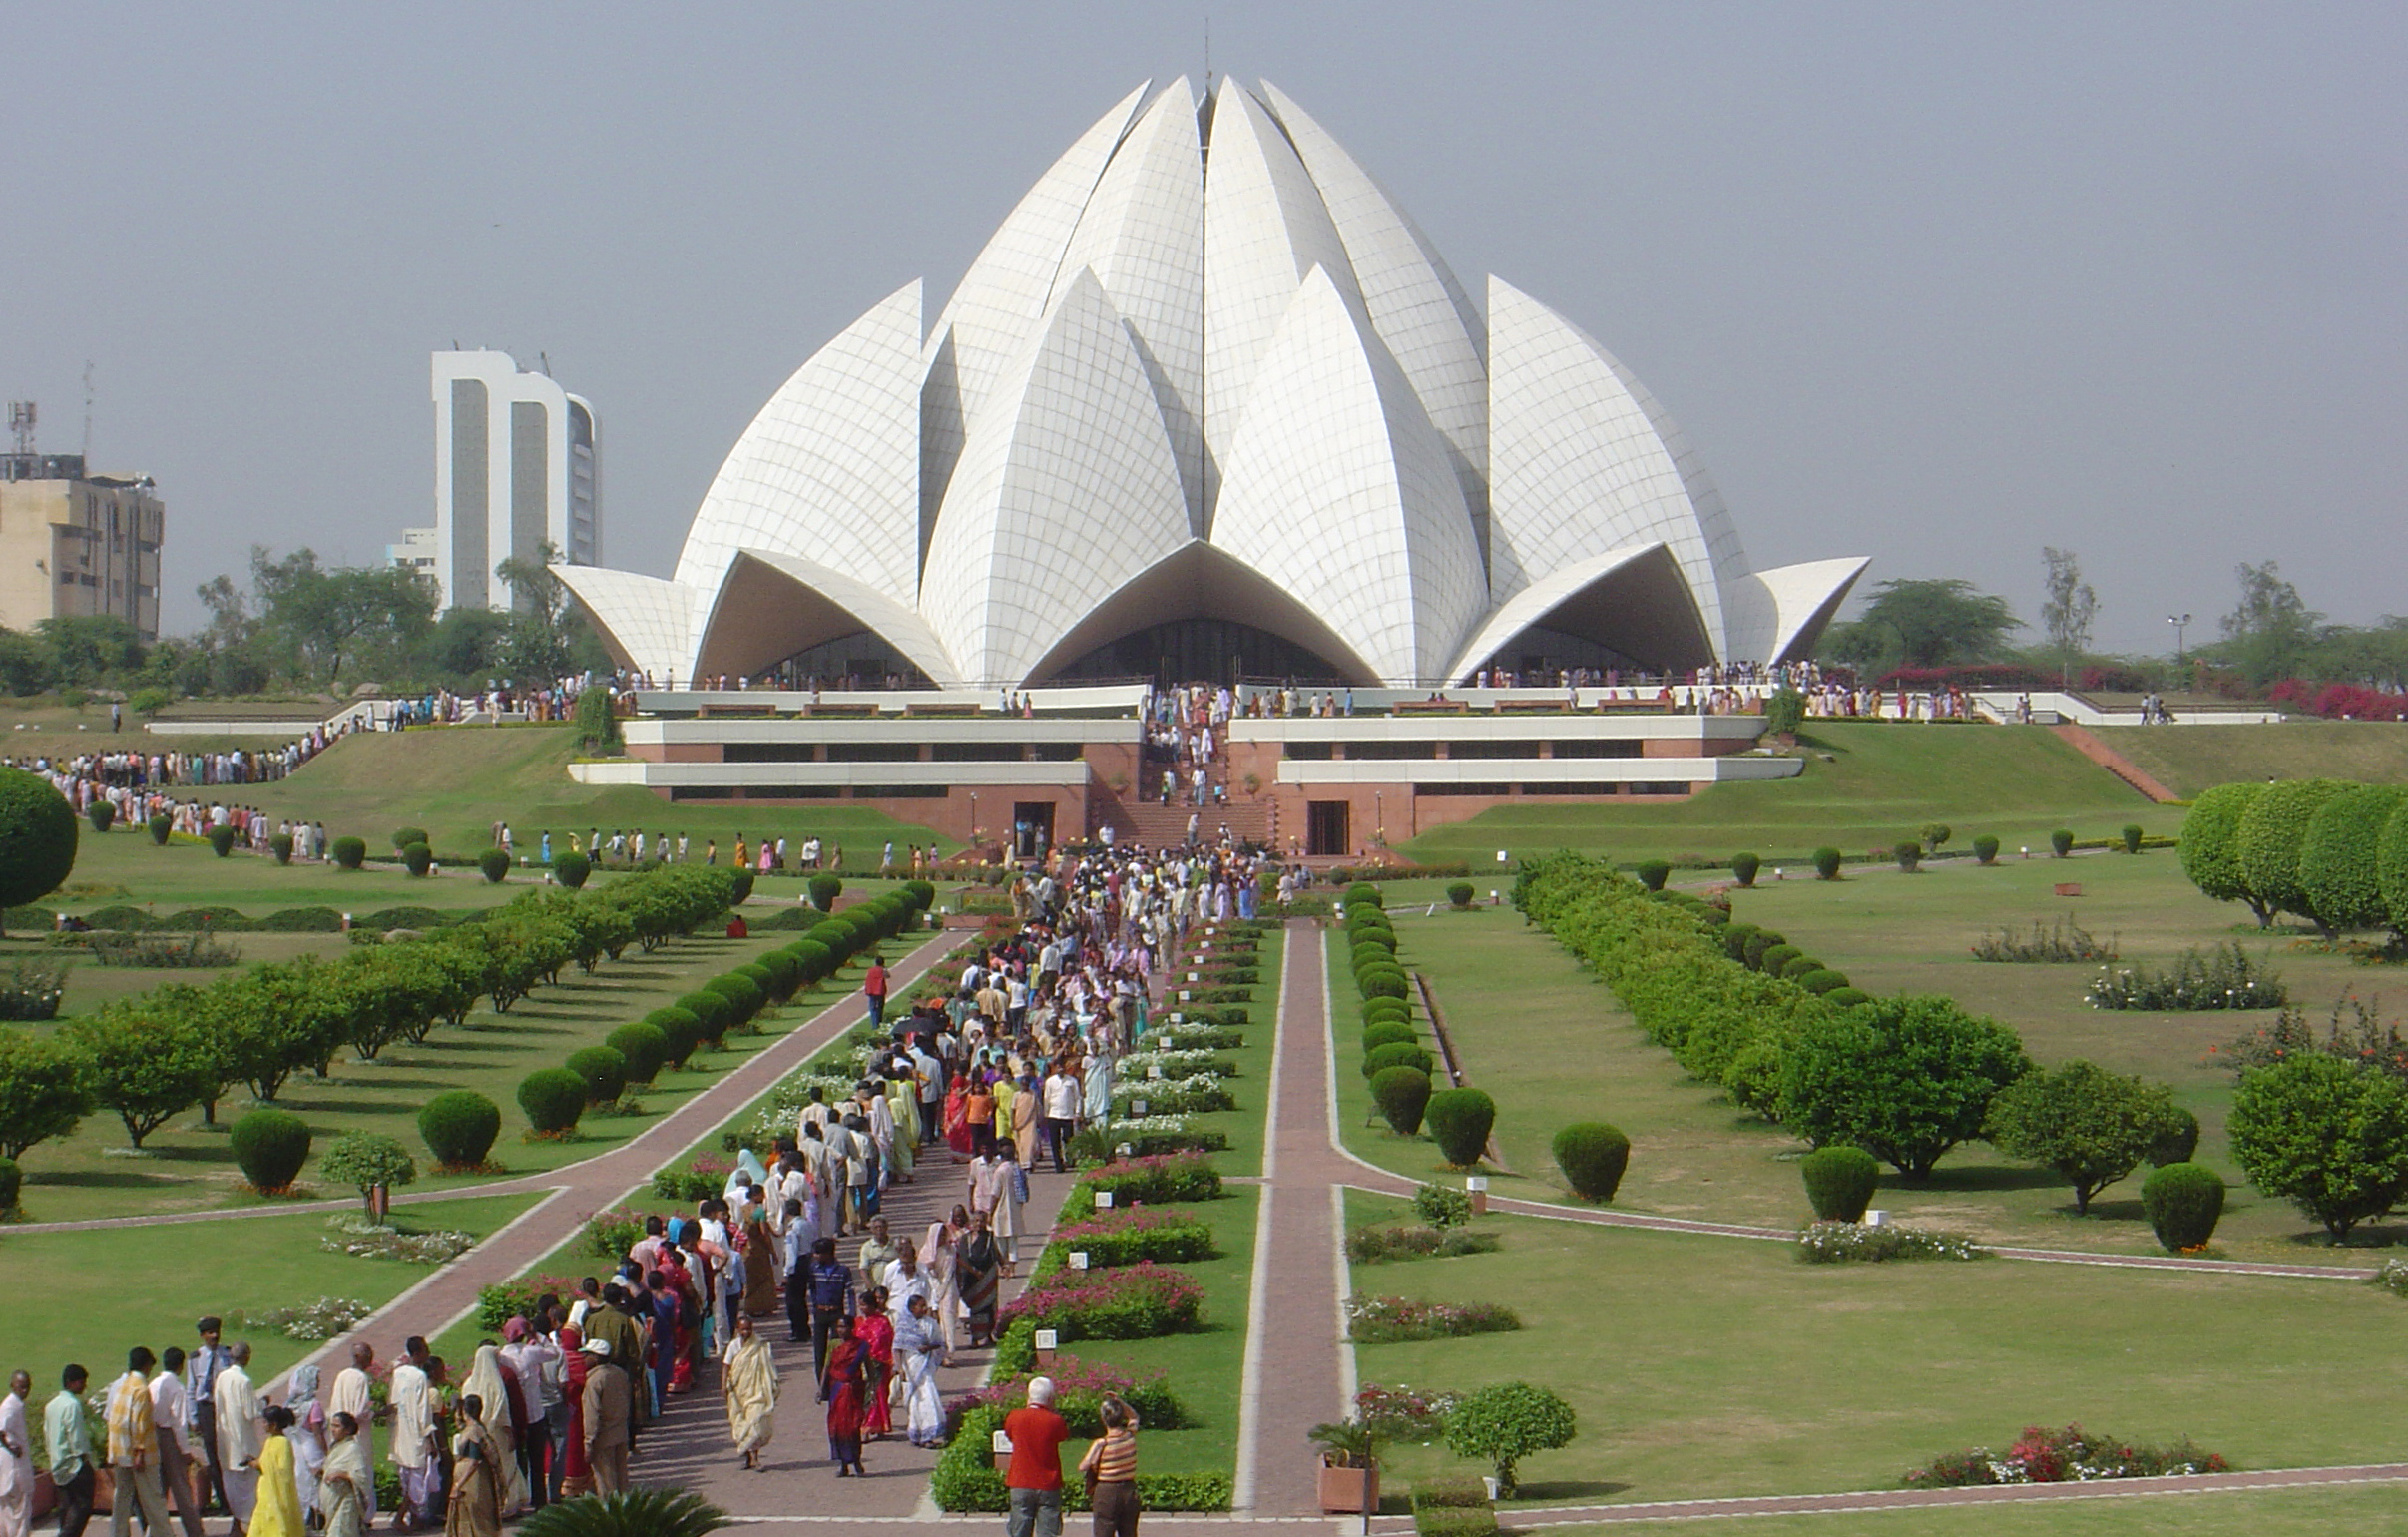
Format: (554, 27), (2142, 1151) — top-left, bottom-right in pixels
(675, 280), (922, 609)
(1257, 80), (1489, 523)
(921, 268), (1193, 685)
(1021, 540), (1382, 686)
(921, 83), (1151, 514)
(1211, 266), (1485, 686)
(1052, 79), (1206, 534)
(1722, 557), (1870, 665)
(1443, 543), (1715, 683)
(691, 549), (961, 687)
(1202, 82), (1360, 525)
(553, 565), (694, 682)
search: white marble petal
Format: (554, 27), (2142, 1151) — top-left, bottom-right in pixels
(1722, 557), (1871, 665)
(552, 565), (694, 683)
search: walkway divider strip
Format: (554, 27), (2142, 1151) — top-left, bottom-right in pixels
(1231, 922), (1293, 1512)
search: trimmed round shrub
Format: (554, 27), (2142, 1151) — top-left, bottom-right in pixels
(1743, 930), (1785, 968)
(1357, 966), (1409, 1001)
(518, 1068), (589, 1134)
(729, 872), (754, 905)
(1731, 852), (1760, 887)
(269, 833), (293, 865)
(1973, 834), (2001, 865)
(750, 949), (799, 1000)
(391, 827), (429, 851)
(1797, 968), (1850, 995)
(1635, 859), (1671, 891)
(1758, 944), (1802, 979)
(1893, 840), (1921, 872)
(564, 1046), (629, 1106)
(230, 1109), (312, 1193)
(1351, 941), (1396, 972)
(1812, 846), (1843, 880)
(553, 852), (591, 890)
(1345, 882), (1384, 909)
(1780, 955), (1825, 982)
(788, 940), (834, 984)
(1443, 1381), (1577, 1499)
(678, 990), (732, 1043)
(209, 825), (238, 858)
(1371, 1066), (1433, 1136)
(807, 873), (842, 912)
(2141, 1162), (2225, 1251)
(1799, 1145), (1880, 1222)
(1425, 1087), (1497, 1168)
(2374, 799), (2408, 936)
(1361, 1020), (1417, 1053)
(806, 920), (854, 953)
(2122, 823), (2146, 855)
(478, 847), (511, 884)
(2149, 1105), (2201, 1167)
(417, 1091), (502, 1169)
(1552, 1122), (1631, 1202)
(401, 841), (434, 877)
(86, 801), (114, 833)
(605, 1022), (671, 1086)
(2050, 828), (2076, 858)
(149, 813), (173, 845)
(2301, 783), (2405, 934)
(1825, 986), (1872, 1008)
(705, 973), (766, 1023)
(0, 1157), (18, 1214)
(1446, 881), (1475, 908)
(1360, 993), (1411, 1020)
(647, 1007), (704, 1066)
(1721, 922), (1761, 962)
(330, 835), (366, 869)
(1363, 1041), (1435, 1079)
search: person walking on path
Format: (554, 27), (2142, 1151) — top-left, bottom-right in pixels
(894, 1296), (946, 1450)
(212, 1345), (263, 1537)
(1041, 1068), (1080, 1173)
(863, 956), (889, 1030)
(186, 1321), (231, 1523)
(47, 1366), (96, 1537)
(721, 1316), (776, 1473)
(577, 1344), (630, 1498)
(388, 1340), (439, 1530)
(816, 1318), (866, 1479)
(317, 1417), (368, 1537)
(853, 1292), (895, 1442)
(441, 1398), (500, 1537)
(0, 1371), (30, 1537)
(1003, 1377), (1070, 1537)
(802, 1239), (853, 1379)
(1077, 1396), (1141, 1537)
(150, 1349), (205, 1537)
(105, 1349), (171, 1537)
(244, 1409), (301, 1537)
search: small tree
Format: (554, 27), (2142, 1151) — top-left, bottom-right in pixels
(1762, 685), (1805, 738)
(1370, 1066), (1432, 1135)
(2181, 782), (2273, 927)
(1780, 994), (2031, 1180)
(0, 1030), (89, 1158)
(229, 1109), (312, 1193)
(1984, 1060), (2181, 1214)
(0, 768), (79, 934)
(318, 1131), (417, 1216)
(1444, 1381), (1577, 1497)
(574, 687), (621, 754)
(2228, 1053), (2408, 1241)
(2040, 546), (2098, 687)
(66, 1000), (225, 1148)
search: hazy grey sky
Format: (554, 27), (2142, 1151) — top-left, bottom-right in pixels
(7, 2), (2402, 651)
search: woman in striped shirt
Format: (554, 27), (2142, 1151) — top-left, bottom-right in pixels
(1078, 1395), (1140, 1537)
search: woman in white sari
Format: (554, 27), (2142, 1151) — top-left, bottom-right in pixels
(721, 1314), (778, 1471)
(894, 1295), (948, 1449)
(458, 1346), (527, 1516)
(922, 1217), (962, 1359)
(319, 1414), (371, 1537)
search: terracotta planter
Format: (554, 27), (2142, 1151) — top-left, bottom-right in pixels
(1316, 1458), (1378, 1515)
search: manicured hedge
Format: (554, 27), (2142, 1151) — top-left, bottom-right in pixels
(419, 1091), (502, 1168)
(1552, 1122), (1630, 1201)
(1425, 1088), (1496, 1168)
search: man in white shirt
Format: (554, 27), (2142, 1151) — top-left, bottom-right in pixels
(1042, 1068), (1082, 1173)
(210, 1344), (261, 1533)
(323, 1345), (375, 1525)
(387, 1339), (438, 1530)
(148, 1349), (204, 1537)
(1, 1370), (32, 1537)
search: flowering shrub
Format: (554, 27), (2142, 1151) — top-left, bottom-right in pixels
(2268, 679), (2408, 722)
(1796, 1222), (1983, 1264)
(652, 1155), (735, 1202)
(1346, 1225), (1499, 1263)
(1111, 1073), (1234, 1115)
(1354, 1383), (1459, 1442)
(2088, 943), (2286, 1011)
(1050, 1206), (1216, 1267)
(582, 1206), (648, 1260)
(245, 1297), (374, 1341)
(1344, 1294), (1520, 1343)
(1905, 1423), (2229, 1486)
(2213, 997), (2408, 1082)
(475, 1274), (583, 1332)
(1120, 1048), (1236, 1079)
(998, 1263), (1204, 1340)
(1077, 1151), (1224, 1207)
(2372, 1259), (2408, 1298)
(1067, 1120), (1229, 1163)
(748, 1072), (861, 1145)
(945, 1355), (1189, 1431)
(1151, 1023), (1245, 1051)
(319, 1216), (476, 1265)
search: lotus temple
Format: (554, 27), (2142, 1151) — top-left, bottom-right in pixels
(557, 77), (1865, 849)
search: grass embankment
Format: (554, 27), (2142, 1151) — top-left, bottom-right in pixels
(2092, 721), (2408, 798)
(1341, 853), (2399, 1258)
(1400, 722), (2173, 867)
(1542, 1489), (2408, 1536)
(11, 922), (893, 1222)
(0, 1192), (539, 1400)
(1342, 1190), (2408, 1506)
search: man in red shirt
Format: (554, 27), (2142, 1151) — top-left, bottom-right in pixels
(1002, 1377), (1069, 1537)
(864, 955), (889, 1029)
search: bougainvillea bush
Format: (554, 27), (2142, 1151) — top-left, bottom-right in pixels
(1905, 1423), (2229, 1486)
(997, 1263), (1204, 1340)
(1076, 1151), (1224, 1207)
(1049, 1205), (1215, 1267)
(945, 1356), (1188, 1431)
(1353, 1383), (1459, 1442)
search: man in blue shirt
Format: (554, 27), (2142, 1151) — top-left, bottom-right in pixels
(804, 1238), (853, 1378)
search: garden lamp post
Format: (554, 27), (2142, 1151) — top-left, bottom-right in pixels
(2167, 614), (2191, 665)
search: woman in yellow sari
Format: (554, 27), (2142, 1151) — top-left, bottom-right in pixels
(721, 1313), (779, 1470)
(319, 1413), (371, 1537)
(247, 1408), (305, 1537)
(444, 1397), (503, 1537)
(457, 1346), (525, 1515)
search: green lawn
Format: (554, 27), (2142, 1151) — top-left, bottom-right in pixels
(1338, 854), (2404, 1259)
(9, 929), (887, 1221)
(1342, 1191), (2408, 1506)
(1541, 1486), (2408, 1535)
(2092, 721), (2408, 798)
(0, 1192), (538, 1402)
(1400, 722), (2176, 868)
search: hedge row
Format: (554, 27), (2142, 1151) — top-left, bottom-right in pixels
(2182, 778), (2408, 939)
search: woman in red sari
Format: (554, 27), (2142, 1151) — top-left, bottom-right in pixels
(817, 1316), (867, 1476)
(942, 1081), (974, 1159)
(555, 1326), (591, 1497)
(853, 1289), (895, 1440)
(659, 1244), (702, 1393)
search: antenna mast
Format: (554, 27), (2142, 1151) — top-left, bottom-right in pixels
(81, 362), (94, 461)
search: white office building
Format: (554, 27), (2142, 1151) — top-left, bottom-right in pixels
(430, 350), (599, 611)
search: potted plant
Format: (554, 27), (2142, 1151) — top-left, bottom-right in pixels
(1309, 1419), (1385, 1514)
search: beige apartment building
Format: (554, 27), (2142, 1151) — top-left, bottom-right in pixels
(0, 451), (165, 640)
